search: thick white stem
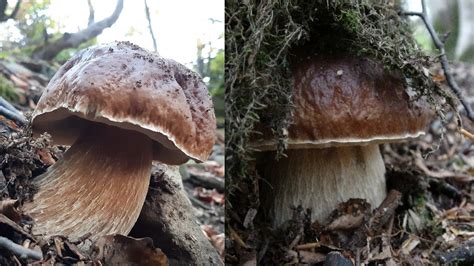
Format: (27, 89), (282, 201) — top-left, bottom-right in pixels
(263, 144), (386, 227)
(23, 123), (152, 242)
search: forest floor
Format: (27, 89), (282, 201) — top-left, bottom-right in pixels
(227, 63), (474, 265)
(0, 58), (224, 264)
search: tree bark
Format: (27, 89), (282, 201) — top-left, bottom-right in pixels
(31, 0), (124, 61)
(130, 164), (223, 265)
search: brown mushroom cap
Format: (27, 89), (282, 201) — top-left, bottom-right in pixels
(32, 41), (216, 164)
(252, 52), (432, 150)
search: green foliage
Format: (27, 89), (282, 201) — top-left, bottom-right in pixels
(0, 75), (17, 102)
(15, 0), (57, 47)
(53, 38), (98, 63)
(193, 40), (224, 120)
(209, 50), (224, 97)
(1, 0), (96, 62)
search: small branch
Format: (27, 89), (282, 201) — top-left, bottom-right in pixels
(0, 236), (42, 261)
(186, 171), (224, 192)
(144, 0), (157, 52)
(401, 0), (474, 122)
(87, 0), (95, 26)
(0, 106), (26, 125)
(460, 128), (474, 141)
(0, 96), (26, 125)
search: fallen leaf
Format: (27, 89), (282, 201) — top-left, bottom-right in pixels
(400, 235), (420, 255)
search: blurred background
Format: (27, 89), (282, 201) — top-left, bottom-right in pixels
(0, 0), (224, 122)
(408, 0), (474, 64)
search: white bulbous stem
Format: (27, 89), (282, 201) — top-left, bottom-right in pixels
(23, 123), (152, 241)
(263, 144), (386, 227)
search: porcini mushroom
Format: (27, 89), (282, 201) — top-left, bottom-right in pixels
(23, 41), (216, 241)
(255, 52), (431, 227)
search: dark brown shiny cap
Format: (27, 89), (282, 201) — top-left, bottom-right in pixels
(252, 52), (432, 150)
(32, 41), (216, 164)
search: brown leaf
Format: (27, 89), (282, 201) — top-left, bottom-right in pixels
(193, 187), (224, 205)
(91, 234), (168, 265)
(432, 73), (446, 83)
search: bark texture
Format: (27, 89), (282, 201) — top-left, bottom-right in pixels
(130, 164), (223, 266)
(262, 145), (387, 227)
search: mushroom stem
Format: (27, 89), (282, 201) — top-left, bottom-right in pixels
(23, 123), (152, 241)
(262, 144), (386, 227)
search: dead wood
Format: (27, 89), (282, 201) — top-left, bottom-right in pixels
(324, 251), (352, 266)
(31, 0), (124, 60)
(0, 236), (42, 261)
(435, 237), (474, 264)
(130, 164), (223, 265)
(187, 169), (224, 192)
(369, 190), (402, 234)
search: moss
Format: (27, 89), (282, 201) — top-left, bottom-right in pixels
(0, 75), (18, 103)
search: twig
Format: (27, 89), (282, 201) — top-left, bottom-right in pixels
(0, 96), (22, 116)
(0, 106), (26, 125)
(229, 226), (248, 249)
(0, 236), (42, 261)
(295, 242), (320, 250)
(144, 0), (158, 52)
(0, 96), (26, 125)
(460, 128), (474, 141)
(401, 0), (474, 122)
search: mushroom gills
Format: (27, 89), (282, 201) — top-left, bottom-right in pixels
(23, 123), (152, 241)
(262, 144), (386, 227)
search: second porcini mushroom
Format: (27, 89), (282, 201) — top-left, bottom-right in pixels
(255, 51), (431, 227)
(23, 41), (216, 241)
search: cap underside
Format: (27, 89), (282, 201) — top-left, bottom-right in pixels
(33, 107), (193, 165)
